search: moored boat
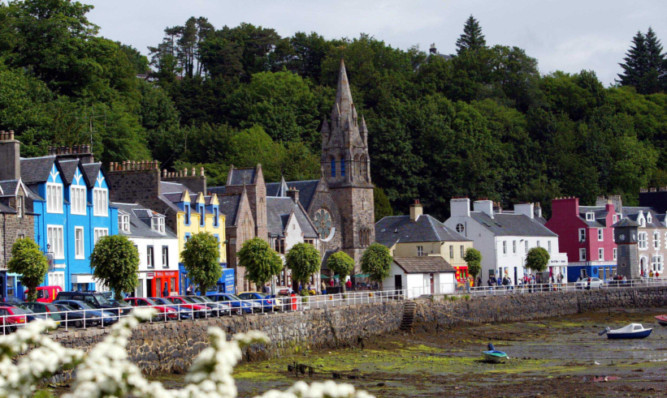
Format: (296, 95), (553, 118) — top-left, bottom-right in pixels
(482, 343), (509, 363)
(656, 315), (667, 326)
(604, 323), (652, 339)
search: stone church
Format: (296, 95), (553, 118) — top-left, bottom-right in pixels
(209, 60), (375, 289)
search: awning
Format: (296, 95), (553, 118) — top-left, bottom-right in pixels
(71, 274), (95, 284)
(320, 274), (340, 279)
(352, 274), (370, 278)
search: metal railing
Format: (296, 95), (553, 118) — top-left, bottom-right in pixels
(1, 278), (665, 335)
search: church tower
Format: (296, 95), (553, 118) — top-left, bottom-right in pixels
(321, 60), (375, 268)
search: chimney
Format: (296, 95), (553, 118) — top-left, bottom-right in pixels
(409, 199), (423, 222)
(473, 200), (494, 218)
(534, 202), (542, 219)
(450, 198), (470, 218)
(0, 130), (20, 181)
(287, 186), (299, 204)
(429, 43), (437, 54)
(514, 203), (535, 219)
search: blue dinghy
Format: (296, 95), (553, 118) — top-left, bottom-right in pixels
(482, 343), (509, 363)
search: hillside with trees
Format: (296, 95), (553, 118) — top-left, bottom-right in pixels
(1, 1), (665, 219)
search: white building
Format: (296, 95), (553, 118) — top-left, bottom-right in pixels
(382, 257), (456, 298)
(444, 199), (568, 285)
(113, 202), (179, 298)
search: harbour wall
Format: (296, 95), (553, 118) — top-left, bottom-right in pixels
(51, 286), (667, 375)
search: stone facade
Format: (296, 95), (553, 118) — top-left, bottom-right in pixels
(0, 211), (34, 268)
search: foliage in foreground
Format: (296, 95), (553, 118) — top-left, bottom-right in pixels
(0, 309), (372, 398)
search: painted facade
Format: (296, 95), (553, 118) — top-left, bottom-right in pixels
(382, 257), (456, 298)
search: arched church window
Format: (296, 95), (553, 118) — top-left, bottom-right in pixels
(330, 157), (336, 177)
(341, 158), (346, 177)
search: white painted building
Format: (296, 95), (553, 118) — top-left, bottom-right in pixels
(444, 199), (568, 285)
(382, 257), (456, 298)
(113, 202), (179, 298)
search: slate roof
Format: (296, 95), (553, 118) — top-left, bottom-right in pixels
(228, 168), (256, 185)
(160, 181), (188, 194)
(393, 257), (455, 274)
(208, 186), (226, 195)
(0, 180), (18, 197)
(612, 218), (639, 228)
(266, 197), (318, 239)
(0, 202), (14, 214)
(81, 163), (102, 188)
(375, 214), (469, 248)
(20, 156), (56, 184)
(266, 179), (320, 210)
(113, 202), (176, 239)
(578, 206), (611, 227)
(57, 159), (79, 185)
(218, 194), (241, 227)
(470, 212), (557, 237)
(162, 192), (185, 204)
(621, 206), (664, 228)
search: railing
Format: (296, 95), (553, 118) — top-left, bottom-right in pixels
(1, 278), (665, 335)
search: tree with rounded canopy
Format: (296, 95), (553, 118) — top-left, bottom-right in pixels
(181, 232), (222, 295)
(525, 247), (550, 273)
(285, 243), (320, 292)
(464, 248), (482, 282)
(326, 251), (355, 293)
(8, 238), (48, 302)
(361, 243), (393, 287)
(90, 235), (139, 301)
(238, 237), (283, 290)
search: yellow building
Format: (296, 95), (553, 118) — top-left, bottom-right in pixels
(375, 201), (474, 282)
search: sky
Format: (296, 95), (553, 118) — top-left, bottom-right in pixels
(85, 0), (667, 86)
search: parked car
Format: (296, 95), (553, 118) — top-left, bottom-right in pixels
(56, 291), (131, 316)
(0, 305), (30, 333)
(150, 297), (193, 319)
(52, 300), (117, 327)
(575, 277), (604, 289)
(124, 297), (178, 321)
(51, 303), (92, 328)
(24, 286), (62, 303)
(19, 302), (63, 324)
(206, 293), (254, 314)
(186, 296), (232, 316)
(238, 292), (281, 312)
(161, 296), (212, 318)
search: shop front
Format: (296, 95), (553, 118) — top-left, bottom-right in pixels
(453, 266), (469, 284)
(179, 264), (234, 294)
(146, 270), (179, 297)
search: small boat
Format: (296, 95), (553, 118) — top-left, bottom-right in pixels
(482, 343), (509, 363)
(656, 315), (667, 326)
(603, 323), (652, 339)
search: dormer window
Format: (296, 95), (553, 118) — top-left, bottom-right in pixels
(119, 214), (130, 233)
(93, 188), (108, 216)
(152, 216), (165, 234)
(647, 213), (652, 224)
(16, 195), (24, 218)
(71, 186), (86, 215)
(184, 204), (190, 225)
(199, 205), (205, 226)
(46, 183), (63, 213)
(585, 212), (594, 221)
(213, 207), (219, 227)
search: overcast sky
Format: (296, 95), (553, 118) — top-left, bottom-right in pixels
(85, 0), (667, 86)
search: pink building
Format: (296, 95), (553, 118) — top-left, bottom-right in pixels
(545, 197), (618, 282)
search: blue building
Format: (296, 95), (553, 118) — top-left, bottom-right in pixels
(20, 146), (118, 293)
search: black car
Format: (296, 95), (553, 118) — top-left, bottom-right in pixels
(52, 300), (118, 327)
(19, 302), (63, 323)
(55, 291), (131, 316)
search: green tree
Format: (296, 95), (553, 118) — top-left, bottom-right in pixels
(361, 243), (392, 287)
(181, 232), (222, 294)
(7, 238), (48, 302)
(374, 186), (393, 221)
(285, 243), (320, 292)
(525, 247), (550, 273)
(238, 237), (283, 290)
(326, 251), (355, 293)
(463, 248), (482, 281)
(90, 235), (139, 300)
(618, 28), (665, 94)
(456, 15), (486, 54)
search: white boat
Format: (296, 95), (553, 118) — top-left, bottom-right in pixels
(603, 323), (652, 339)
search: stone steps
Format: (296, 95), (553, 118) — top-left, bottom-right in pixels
(400, 301), (417, 331)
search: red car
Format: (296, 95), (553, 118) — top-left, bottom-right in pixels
(124, 297), (178, 321)
(159, 296), (212, 318)
(0, 305), (29, 333)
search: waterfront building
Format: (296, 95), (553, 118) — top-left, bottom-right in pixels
(445, 199), (568, 285)
(382, 257), (456, 298)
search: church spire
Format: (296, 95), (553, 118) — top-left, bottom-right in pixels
(335, 59), (353, 114)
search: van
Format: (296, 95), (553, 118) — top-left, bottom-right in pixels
(24, 286), (62, 303)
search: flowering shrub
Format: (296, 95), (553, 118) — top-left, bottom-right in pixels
(0, 309), (373, 398)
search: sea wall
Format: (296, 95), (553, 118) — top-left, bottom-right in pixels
(51, 286), (667, 375)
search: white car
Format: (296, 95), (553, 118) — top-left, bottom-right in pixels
(575, 277), (603, 289)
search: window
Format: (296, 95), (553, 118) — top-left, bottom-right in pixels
(94, 228), (108, 244)
(512, 240), (516, 254)
(651, 255), (664, 272)
(119, 214), (130, 233)
(653, 232), (659, 249)
(613, 248), (617, 260)
(598, 228), (603, 241)
(199, 205), (205, 226)
(340, 158), (346, 177)
(547, 241), (552, 253)
(460, 245), (464, 258)
(502, 241), (507, 254)
(417, 246), (424, 256)
(151, 216), (165, 234)
(16, 195), (24, 218)
(638, 232), (648, 249)
(613, 215), (617, 223)
(647, 213), (652, 224)
(585, 212), (594, 221)
(277, 239), (285, 254)
(75, 227), (84, 259)
(184, 204), (190, 225)
(213, 207), (219, 227)
(46, 183), (63, 213)
(47, 225), (64, 259)
(578, 228), (586, 243)
(525, 240), (528, 252)
(330, 158), (336, 177)
(579, 248), (586, 261)
(598, 248), (604, 260)
(147, 246), (154, 268)
(455, 223), (464, 233)
(71, 186), (86, 215)
(537, 240), (541, 248)
(449, 245), (454, 259)
(162, 246), (169, 268)
(93, 188), (108, 216)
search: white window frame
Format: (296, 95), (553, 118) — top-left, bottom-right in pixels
(653, 232), (659, 249)
(46, 183), (63, 213)
(597, 228), (603, 241)
(147, 246), (155, 269)
(162, 246), (169, 268)
(417, 246), (424, 256)
(578, 228), (586, 243)
(638, 232), (648, 250)
(598, 248), (604, 261)
(579, 248), (586, 261)
(119, 214), (130, 233)
(93, 188), (108, 216)
(94, 228), (108, 244)
(151, 216), (166, 234)
(512, 240), (516, 254)
(449, 245), (454, 259)
(47, 225), (64, 259)
(647, 213), (652, 224)
(70, 186), (87, 215)
(16, 195), (24, 218)
(585, 212), (594, 221)
(74, 226), (84, 259)
(525, 240), (528, 253)
(502, 241), (507, 255)
(547, 241), (552, 253)
(651, 255), (663, 272)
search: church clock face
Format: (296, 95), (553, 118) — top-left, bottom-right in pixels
(314, 208), (333, 238)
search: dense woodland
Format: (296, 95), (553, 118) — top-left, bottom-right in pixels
(0, 1), (665, 220)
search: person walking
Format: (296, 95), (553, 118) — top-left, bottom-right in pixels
(162, 283), (169, 297)
(186, 285), (193, 296)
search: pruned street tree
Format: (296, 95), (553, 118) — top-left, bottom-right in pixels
(464, 247), (482, 282)
(8, 238), (48, 302)
(90, 235), (139, 300)
(525, 247), (550, 273)
(326, 251), (354, 293)
(238, 237), (283, 291)
(181, 232), (222, 295)
(285, 242), (320, 293)
(361, 243), (393, 288)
